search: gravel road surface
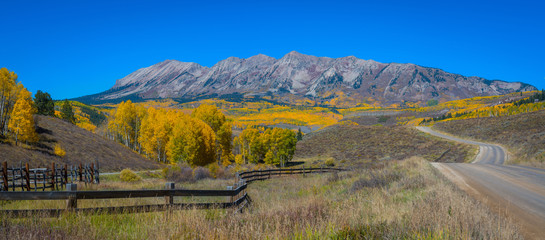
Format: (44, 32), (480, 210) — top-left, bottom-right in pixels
(417, 127), (545, 239)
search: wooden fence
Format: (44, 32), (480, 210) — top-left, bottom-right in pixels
(0, 166), (344, 217)
(0, 182), (249, 217)
(0, 162), (99, 192)
(237, 167), (346, 183)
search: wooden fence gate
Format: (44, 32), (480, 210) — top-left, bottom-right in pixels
(0, 161), (99, 191)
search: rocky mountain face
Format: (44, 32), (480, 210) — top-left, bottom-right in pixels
(79, 51), (536, 106)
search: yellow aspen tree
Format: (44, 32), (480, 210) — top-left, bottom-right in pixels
(139, 107), (172, 162)
(139, 107), (158, 160)
(167, 114), (216, 166)
(114, 100), (136, 148)
(8, 88), (37, 145)
(108, 100), (146, 151)
(133, 104), (147, 153)
(217, 121), (234, 166)
(0, 68), (22, 136)
(191, 104), (225, 132)
(192, 104), (232, 165)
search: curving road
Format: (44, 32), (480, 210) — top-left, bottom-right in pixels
(417, 127), (545, 239)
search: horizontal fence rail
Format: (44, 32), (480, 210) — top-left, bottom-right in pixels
(237, 167), (345, 183)
(1, 195), (249, 218)
(0, 182), (248, 217)
(0, 184), (247, 201)
(1, 161), (99, 192)
(1, 165), (343, 217)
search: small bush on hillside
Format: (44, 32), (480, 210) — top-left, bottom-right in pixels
(120, 169), (142, 182)
(377, 116), (390, 123)
(325, 158), (335, 167)
(54, 143), (66, 157)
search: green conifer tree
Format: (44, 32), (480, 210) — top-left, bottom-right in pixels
(61, 100), (75, 123)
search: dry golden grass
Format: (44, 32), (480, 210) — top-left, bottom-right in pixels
(0, 157), (521, 239)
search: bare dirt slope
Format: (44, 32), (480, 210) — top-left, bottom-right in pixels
(0, 115), (161, 172)
(419, 127), (545, 239)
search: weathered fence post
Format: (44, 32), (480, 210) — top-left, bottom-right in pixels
(51, 163), (56, 191)
(11, 166), (15, 191)
(90, 163), (95, 184)
(2, 162), (7, 191)
(165, 182), (175, 206)
(25, 163), (30, 191)
(95, 160), (100, 184)
(66, 183), (77, 210)
(19, 162), (24, 191)
(78, 164), (83, 182)
(33, 168), (37, 191)
(239, 179), (245, 199)
(42, 169), (47, 191)
(227, 185), (234, 204)
(64, 164), (68, 187)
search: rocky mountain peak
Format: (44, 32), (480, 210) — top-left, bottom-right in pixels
(79, 52), (537, 106)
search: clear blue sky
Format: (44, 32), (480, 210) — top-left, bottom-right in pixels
(1, 0), (544, 99)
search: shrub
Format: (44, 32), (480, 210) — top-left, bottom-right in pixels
(163, 165), (194, 183)
(193, 167), (211, 180)
(53, 143), (66, 158)
(324, 157), (335, 167)
(207, 162), (220, 178)
(120, 169), (142, 182)
(427, 99), (439, 106)
(377, 116), (390, 123)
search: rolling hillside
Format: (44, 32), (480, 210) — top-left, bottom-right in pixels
(294, 124), (476, 166)
(0, 115), (161, 171)
(434, 109), (545, 167)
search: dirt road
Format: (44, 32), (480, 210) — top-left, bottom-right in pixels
(417, 127), (545, 239)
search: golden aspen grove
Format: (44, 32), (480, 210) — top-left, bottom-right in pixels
(106, 101), (298, 168)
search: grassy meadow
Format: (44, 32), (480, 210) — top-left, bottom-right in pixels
(0, 157), (522, 239)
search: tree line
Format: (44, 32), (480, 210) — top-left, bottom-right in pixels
(107, 101), (298, 168)
(514, 90), (545, 106)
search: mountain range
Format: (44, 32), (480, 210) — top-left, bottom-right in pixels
(77, 51), (536, 106)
